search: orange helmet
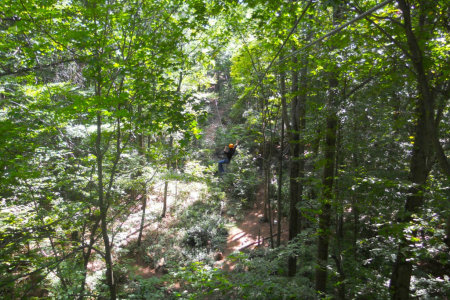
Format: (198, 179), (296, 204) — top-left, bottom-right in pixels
(229, 144), (234, 148)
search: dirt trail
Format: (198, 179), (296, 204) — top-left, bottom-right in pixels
(126, 185), (289, 276)
(203, 97), (224, 146)
(219, 186), (289, 271)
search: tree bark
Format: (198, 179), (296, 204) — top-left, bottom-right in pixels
(315, 4), (342, 294)
(315, 87), (338, 293)
(351, 152), (359, 260)
(277, 66), (287, 247)
(287, 52), (300, 277)
(137, 105), (147, 247)
(137, 192), (147, 247)
(96, 111), (116, 299)
(333, 123), (346, 300)
(315, 68), (339, 295)
(298, 59), (307, 234)
(266, 156), (274, 248)
(162, 137), (173, 218)
(78, 217), (100, 299)
(390, 1), (436, 299)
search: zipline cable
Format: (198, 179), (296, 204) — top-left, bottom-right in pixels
(246, 0), (395, 99)
(261, 0), (314, 79)
(276, 0), (394, 66)
(238, 0), (313, 100)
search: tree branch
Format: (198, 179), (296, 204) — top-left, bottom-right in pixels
(0, 58), (79, 78)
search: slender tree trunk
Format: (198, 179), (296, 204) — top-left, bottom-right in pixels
(262, 109), (269, 223)
(287, 48), (308, 276)
(267, 122), (277, 248)
(332, 254), (346, 300)
(315, 4), (342, 294)
(266, 158), (274, 248)
(161, 181), (168, 217)
(137, 105), (146, 247)
(161, 71), (183, 218)
(297, 59), (307, 231)
(162, 137), (173, 218)
(78, 218), (100, 299)
(333, 123), (346, 300)
(288, 51), (300, 277)
(351, 152), (359, 260)
(445, 217), (450, 249)
(96, 111), (116, 299)
(315, 73), (338, 294)
(307, 128), (321, 231)
(277, 67), (287, 247)
(137, 192), (147, 247)
(334, 123), (343, 242)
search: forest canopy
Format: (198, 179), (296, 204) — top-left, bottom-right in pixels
(0, 0), (448, 299)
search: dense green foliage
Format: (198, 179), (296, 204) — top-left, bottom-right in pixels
(1, 0), (448, 299)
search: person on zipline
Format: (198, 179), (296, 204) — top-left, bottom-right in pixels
(218, 141), (239, 174)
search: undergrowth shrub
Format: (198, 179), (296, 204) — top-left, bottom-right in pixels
(172, 261), (232, 299)
(122, 276), (168, 299)
(224, 231), (316, 299)
(182, 219), (228, 250)
(171, 246), (317, 300)
(221, 146), (259, 215)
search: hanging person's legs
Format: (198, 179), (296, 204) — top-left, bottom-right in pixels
(218, 158), (230, 173)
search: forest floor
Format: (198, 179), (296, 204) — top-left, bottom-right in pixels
(219, 185), (289, 271)
(120, 183), (289, 279)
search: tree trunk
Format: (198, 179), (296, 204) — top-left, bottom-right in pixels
(333, 123), (346, 300)
(390, 1), (435, 299)
(137, 192), (147, 247)
(162, 180), (168, 218)
(287, 51), (301, 277)
(351, 152), (359, 260)
(266, 157), (274, 248)
(161, 74), (183, 218)
(137, 106), (147, 247)
(96, 111), (116, 299)
(298, 60), (307, 232)
(315, 4), (342, 294)
(277, 67), (287, 247)
(315, 73), (338, 294)
(267, 120), (277, 248)
(288, 45), (308, 276)
(162, 136), (173, 218)
(78, 218), (100, 299)
(389, 100), (430, 300)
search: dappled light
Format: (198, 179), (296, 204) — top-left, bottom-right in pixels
(0, 0), (448, 299)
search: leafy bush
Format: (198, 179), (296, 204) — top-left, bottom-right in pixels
(172, 247), (316, 300)
(172, 261), (232, 299)
(180, 200), (228, 252)
(122, 276), (168, 299)
(221, 146), (260, 211)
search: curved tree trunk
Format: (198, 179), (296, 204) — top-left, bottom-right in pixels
(390, 1), (436, 299)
